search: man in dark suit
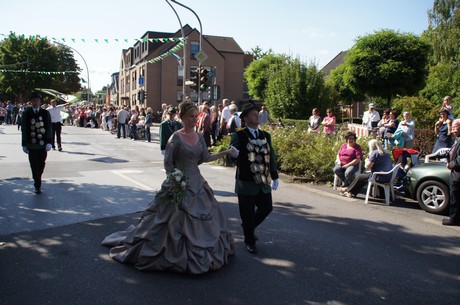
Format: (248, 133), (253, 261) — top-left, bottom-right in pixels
(159, 106), (182, 155)
(444, 119), (460, 226)
(21, 92), (52, 194)
(230, 102), (279, 253)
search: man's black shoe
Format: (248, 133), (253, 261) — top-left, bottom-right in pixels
(442, 218), (460, 226)
(52, 147), (56, 150)
(246, 244), (257, 254)
(58, 147), (62, 151)
(34, 188), (42, 194)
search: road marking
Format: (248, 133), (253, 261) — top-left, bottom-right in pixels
(111, 170), (154, 191)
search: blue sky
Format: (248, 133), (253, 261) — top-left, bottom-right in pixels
(2, 0), (434, 91)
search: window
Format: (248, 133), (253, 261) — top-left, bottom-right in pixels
(190, 41), (200, 59)
(177, 66), (184, 86)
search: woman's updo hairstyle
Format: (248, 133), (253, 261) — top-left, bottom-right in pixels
(178, 101), (198, 119)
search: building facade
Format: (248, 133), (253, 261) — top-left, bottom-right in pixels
(117, 25), (246, 112)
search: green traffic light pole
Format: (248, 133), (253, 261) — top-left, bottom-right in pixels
(171, 0), (203, 104)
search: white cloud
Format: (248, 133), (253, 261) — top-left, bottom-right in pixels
(293, 28), (338, 39)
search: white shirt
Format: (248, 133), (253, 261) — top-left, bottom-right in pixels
(362, 110), (381, 128)
(247, 126), (259, 138)
(227, 113), (241, 130)
(117, 109), (129, 123)
(220, 106), (231, 124)
(47, 105), (64, 123)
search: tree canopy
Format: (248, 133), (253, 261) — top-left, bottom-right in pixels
(337, 29), (430, 105)
(245, 53), (330, 119)
(424, 0), (460, 65)
(0, 33), (81, 101)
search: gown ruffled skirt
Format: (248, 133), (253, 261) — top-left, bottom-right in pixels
(102, 133), (234, 274)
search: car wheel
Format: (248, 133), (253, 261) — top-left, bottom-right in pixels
(416, 180), (450, 214)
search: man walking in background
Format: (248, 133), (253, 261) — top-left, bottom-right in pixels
(46, 99), (68, 151)
(116, 106), (129, 139)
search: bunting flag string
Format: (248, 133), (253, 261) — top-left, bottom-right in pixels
(0, 69), (79, 75)
(0, 33), (185, 44)
(1, 39), (187, 75)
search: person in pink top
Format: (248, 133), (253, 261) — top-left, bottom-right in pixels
(333, 131), (363, 188)
(322, 108), (336, 135)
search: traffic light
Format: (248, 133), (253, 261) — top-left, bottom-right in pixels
(190, 69), (199, 91)
(140, 90), (145, 103)
(138, 90), (145, 103)
(200, 68), (208, 92)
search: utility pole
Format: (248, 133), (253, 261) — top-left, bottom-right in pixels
(165, 0), (186, 102)
(52, 41), (91, 105)
(171, 0), (203, 104)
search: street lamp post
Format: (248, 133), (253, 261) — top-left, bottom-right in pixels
(165, 0), (187, 102)
(171, 0), (203, 104)
(52, 41), (91, 105)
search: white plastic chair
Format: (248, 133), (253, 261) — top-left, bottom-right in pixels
(365, 163), (401, 206)
(333, 162), (362, 190)
(424, 147), (450, 163)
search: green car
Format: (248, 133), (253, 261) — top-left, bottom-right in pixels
(403, 162), (450, 214)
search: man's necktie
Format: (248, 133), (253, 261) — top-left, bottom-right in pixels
(254, 130), (258, 138)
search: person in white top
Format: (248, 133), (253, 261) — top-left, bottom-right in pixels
(362, 103), (381, 136)
(220, 98), (231, 136)
(46, 99), (68, 151)
(259, 106), (271, 125)
(226, 104), (241, 134)
(117, 107), (129, 138)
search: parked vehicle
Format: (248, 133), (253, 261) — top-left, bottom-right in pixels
(403, 161), (450, 214)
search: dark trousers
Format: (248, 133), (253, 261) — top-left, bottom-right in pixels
(449, 178), (460, 222)
(51, 122), (62, 149)
(130, 124), (137, 139)
(28, 149), (47, 190)
(145, 125), (151, 142)
(117, 122), (126, 138)
(238, 192), (273, 246)
(347, 173), (371, 196)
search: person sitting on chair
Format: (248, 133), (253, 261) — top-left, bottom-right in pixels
(340, 139), (393, 198)
(333, 131), (363, 187)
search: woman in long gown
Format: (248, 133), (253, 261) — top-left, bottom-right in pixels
(102, 101), (238, 274)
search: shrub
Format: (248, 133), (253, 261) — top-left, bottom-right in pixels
(268, 125), (368, 182)
(209, 135), (233, 166)
(415, 128), (437, 155)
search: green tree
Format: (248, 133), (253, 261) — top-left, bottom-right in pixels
(420, 63), (460, 107)
(327, 63), (365, 104)
(0, 33), (81, 101)
(423, 0), (460, 65)
(244, 53), (285, 100)
(264, 56), (329, 119)
(342, 30), (430, 105)
(392, 96), (438, 129)
(247, 45), (273, 61)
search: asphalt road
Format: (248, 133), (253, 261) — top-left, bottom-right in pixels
(0, 123), (459, 305)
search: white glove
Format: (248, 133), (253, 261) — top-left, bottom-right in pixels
(161, 150), (165, 155)
(22, 146), (29, 154)
(229, 145), (239, 158)
(271, 179), (279, 191)
(46, 144), (52, 151)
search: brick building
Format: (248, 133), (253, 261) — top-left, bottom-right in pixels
(117, 25), (246, 112)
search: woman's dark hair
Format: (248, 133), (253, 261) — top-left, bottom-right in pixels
(440, 109), (449, 116)
(345, 131), (356, 140)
